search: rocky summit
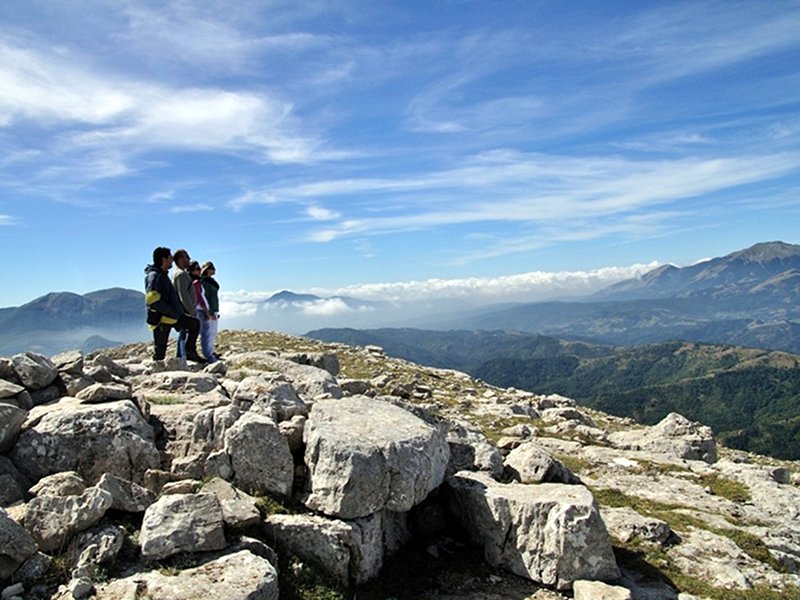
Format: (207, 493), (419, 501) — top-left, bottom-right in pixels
(0, 331), (799, 600)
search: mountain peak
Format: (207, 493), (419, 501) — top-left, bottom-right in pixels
(266, 290), (322, 303)
(595, 240), (800, 301)
(728, 241), (800, 263)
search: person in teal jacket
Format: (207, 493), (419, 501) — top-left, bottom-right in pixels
(201, 261), (221, 360)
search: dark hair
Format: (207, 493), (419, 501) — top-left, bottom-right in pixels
(174, 249), (189, 262)
(153, 247), (171, 265)
(189, 260), (201, 272)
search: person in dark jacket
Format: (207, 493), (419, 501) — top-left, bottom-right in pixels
(144, 247), (203, 362)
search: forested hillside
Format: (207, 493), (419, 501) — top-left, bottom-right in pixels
(309, 328), (800, 459)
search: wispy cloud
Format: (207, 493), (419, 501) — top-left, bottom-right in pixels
(232, 150), (800, 259)
(170, 203), (214, 214)
(306, 205), (340, 221)
(619, 3), (800, 82)
(0, 36), (329, 182)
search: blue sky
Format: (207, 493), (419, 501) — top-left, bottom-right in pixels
(1, 0), (799, 312)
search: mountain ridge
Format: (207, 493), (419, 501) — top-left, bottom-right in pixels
(595, 241), (800, 301)
(307, 327), (800, 459)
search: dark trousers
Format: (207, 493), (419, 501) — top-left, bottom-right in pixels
(153, 313), (200, 360)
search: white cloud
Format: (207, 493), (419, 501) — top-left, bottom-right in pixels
(312, 262), (660, 303)
(214, 262), (661, 329)
(306, 205), (340, 221)
(0, 38), (325, 173)
(288, 152), (800, 253)
(170, 204), (214, 214)
(0, 214), (15, 225)
(301, 298), (353, 316)
(219, 299), (260, 318)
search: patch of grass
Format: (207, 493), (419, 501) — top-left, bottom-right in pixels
(592, 487), (687, 514)
(146, 394), (183, 405)
(279, 556), (345, 600)
(614, 544), (800, 600)
(596, 486), (789, 593)
(471, 415), (536, 443)
(552, 452), (593, 476)
(715, 527), (787, 573)
(254, 493), (293, 518)
(693, 474), (752, 503)
(632, 459), (692, 477)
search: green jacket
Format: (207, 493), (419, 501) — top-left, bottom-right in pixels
(202, 276), (220, 313)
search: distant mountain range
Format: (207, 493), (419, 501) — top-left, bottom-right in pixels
(264, 290), (381, 312)
(307, 241), (800, 459)
(0, 288), (146, 355)
(435, 241), (800, 353)
(0, 287), (382, 356)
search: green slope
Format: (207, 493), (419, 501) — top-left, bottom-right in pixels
(308, 328), (800, 459)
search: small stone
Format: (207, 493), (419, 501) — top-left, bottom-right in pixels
(68, 577), (94, 599)
(2, 583), (24, 599)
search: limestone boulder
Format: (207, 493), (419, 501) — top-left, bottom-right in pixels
(447, 471), (619, 590)
(139, 493), (227, 560)
(66, 524), (125, 580)
(228, 353), (342, 400)
(541, 407), (596, 427)
(224, 412), (294, 497)
(231, 374), (307, 421)
(10, 551), (51, 586)
(96, 550), (279, 600)
(601, 507), (672, 546)
(29, 384), (61, 407)
(96, 473), (156, 512)
(11, 398), (160, 485)
(504, 442), (580, 484)
(29, 471), (86, 497)
(279, 415), (306, 453)
(62, 374), (95, 398)
(0, 403), (26, 453)
(265, 512), (383, 585)
(204, 450), (234, 481)
(89, 354), (129, 379)
(75, 382), (132, 403)
(0, 379), (24, 399)
(282, 351), (341, 377)
(0, 457), (31, 507)
(51, 350), (84, 376)
(609, 412), (717, 464)
(0, 508), (38, 579)
(138, 371), (219, 395)
(11, 353), (58, 390)
(191, 405), (242, 453)
(446, 420), (504, 479)
(303, 396), (449, 519)
(201, 478), (261, 529)
(23, 486), (113, 552)
(573, 580), (632, 600)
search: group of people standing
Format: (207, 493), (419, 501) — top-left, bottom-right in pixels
(144, 247), (221, 363)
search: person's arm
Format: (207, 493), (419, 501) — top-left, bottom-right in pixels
(174, 271), (194, 314)
(193, 279), (210, 315)
(146, 274), (179, 319)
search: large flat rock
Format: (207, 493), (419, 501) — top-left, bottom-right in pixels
(303, 396), (449, 519)
(11, 398), (159, 485)
(96, 550), (278, 599)
(447, 471), (619, 590)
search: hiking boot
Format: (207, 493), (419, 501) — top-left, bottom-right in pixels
(186, 351), (207, 364)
